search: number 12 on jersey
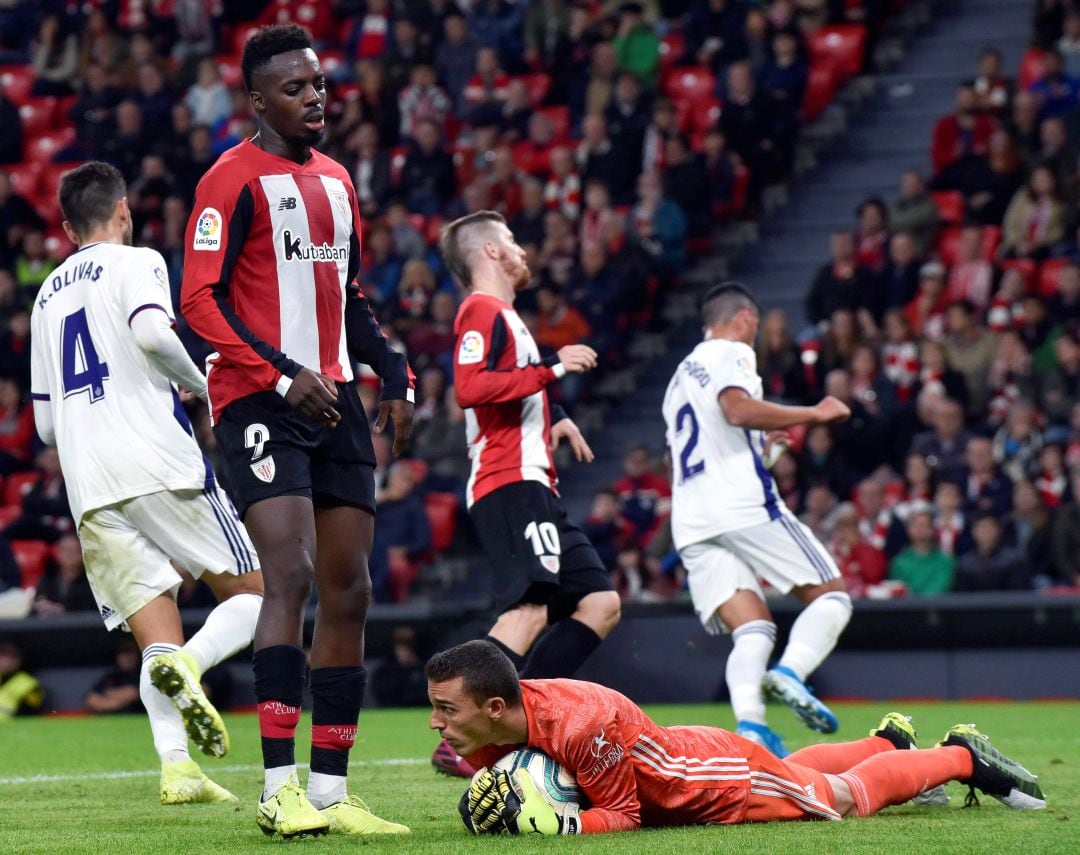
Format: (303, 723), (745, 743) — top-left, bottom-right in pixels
(675, 403), (705, 484)
(61, 308), (110, 402)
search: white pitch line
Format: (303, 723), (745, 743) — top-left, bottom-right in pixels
(0, 757), (427, 786)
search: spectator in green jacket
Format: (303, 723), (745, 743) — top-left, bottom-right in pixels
(889, 506), (955, 595)
(612, 3), (659, 87)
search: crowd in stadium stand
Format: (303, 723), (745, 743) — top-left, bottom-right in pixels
(0, 0), (1076, 616)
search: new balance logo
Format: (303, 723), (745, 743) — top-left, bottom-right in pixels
(278, 197), (297, 210)
(281, 229), (348, 263)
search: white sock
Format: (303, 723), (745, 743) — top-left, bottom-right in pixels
(777, 592), (853, 680)
(183, 592), (262, 674)
(307, 772), (347, 809)
(141, 642), (189, 764)
(727, 620), (775, 725)
(263, 765), (298, 801)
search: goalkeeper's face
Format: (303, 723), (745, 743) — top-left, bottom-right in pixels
(428, 677), (499, 756)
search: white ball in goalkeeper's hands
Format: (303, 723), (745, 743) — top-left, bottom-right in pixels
(493, 748), (582, 816)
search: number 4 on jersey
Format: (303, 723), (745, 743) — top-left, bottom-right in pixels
(61, 308), (109, 402)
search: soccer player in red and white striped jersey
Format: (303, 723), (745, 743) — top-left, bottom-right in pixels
(437, 211), (620, 710)
(179, 24), (411, 839)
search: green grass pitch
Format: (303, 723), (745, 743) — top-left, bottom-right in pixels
(0, 701), (1076, 854)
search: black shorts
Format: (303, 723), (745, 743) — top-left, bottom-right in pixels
(213, 382), (376, 519)
(469, 480), (613, 622)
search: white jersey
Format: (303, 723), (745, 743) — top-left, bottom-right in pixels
(662, 337), (786, 548)
(30, 242), (208, 526)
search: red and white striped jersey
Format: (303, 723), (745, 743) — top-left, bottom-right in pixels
(453, 292), (564, 507)
(180, 139), (413, 419)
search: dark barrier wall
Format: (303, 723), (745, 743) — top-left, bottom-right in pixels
(3, 593), (1079, 710)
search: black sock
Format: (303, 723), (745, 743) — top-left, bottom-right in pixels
(519, 619), (602, 679)
(254, 645), (307, 770)
(486, 635), (527, 672)
(310, 666), (366, 777)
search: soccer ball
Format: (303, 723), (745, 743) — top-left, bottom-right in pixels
(493, 748), (582, 815)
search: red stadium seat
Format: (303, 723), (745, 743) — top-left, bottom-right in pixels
(662, 66), (716, 110)
(23, 127), (76, 164)
(424, 492), (459, 553)
(215, 55), (243, 89)
(18, 98), (57, 136)
(387, 551), (417, 604)
(535, 105), (570, 141)
(1001, 258), (1037, 290)
(1019, 48), (1046, 88)
(403, 457), (429, 484)
(11, 540), (49, 589)
(0, 65), (34, 105)
(980, 225), (1002, 261)
(32, 189), (62, 227)
(390, 146), (408, 185)
(521, 73), (551, 107)
(4, 162), (42, 197)
(936, 225), (963, 267)
(807, 25), (866, 83)
(690, 97), (722, 134)
(55, 94), (77, 126)
(930, 190), (965, 224)
(511, 141), (550, 177)
(320, 50), (346, 79)
(802, 65), (837, 121)
(0, 504), (20, 530)
(45, 227), (75, 260)
(232, 24), (263, 56)
(1036, 257), (1070, 297)
(659, 31), (685, 71)
(424, 214), (442, 246)
(4, 471), (40, 507)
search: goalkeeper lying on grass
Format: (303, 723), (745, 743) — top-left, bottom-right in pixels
(425, 641), (1046, 835)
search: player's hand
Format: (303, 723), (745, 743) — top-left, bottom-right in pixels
(763, 430), (791, 468)
(374, 398), (414, 457)
(550, 418), (594, 463)
(498, 768), (580, 835)
(813, 395), (851, 424)
(461, 767), (513, 835)
(285, 368), (340, 426)
(556, 345), (598, 374)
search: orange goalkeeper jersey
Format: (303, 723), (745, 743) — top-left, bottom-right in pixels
(466, 679), (756, 833)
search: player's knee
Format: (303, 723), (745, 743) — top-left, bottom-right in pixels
(575, 591), (621, 636)
(263, 556), (315, 606)
(319, 572), (372, 621)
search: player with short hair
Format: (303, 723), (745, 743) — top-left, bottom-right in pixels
(179, 24), (412, 838)
(430, 640), (1046, 835)
(662, 282), (853, 757)
(433, 210), (621, 774)
(29, 160), (264, 804)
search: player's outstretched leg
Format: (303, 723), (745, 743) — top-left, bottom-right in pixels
(872, 713), (948, 806)
(148, 649), (230, 758)
(940, 724), (1046, 810)
(160, 758), (238, 804)
(761, 665), (838, 734)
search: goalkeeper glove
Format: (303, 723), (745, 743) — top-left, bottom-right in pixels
(498, 768), (581, 836)
(460, 767), (516, 834)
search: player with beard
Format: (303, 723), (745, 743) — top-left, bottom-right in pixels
(180, 25), (412, 838)
(432, 211), (621, 776)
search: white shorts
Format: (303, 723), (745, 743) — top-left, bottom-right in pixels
(79, 487), (259, 631)
(681, 515), (841, 635)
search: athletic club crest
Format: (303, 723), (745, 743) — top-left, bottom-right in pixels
(250, 455), (276, 484)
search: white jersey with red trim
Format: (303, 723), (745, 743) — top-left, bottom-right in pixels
(663, 337), (786, 548)
(453, 292), (563, 507)
(29, 242), (208, 526)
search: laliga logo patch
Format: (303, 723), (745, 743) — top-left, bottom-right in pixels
(250, 454), (276, 484)
(457, 330), (484, 365)
(192, 207), (222, 251)
(735, 355), (752, 373)
(153, 265), (167, 288)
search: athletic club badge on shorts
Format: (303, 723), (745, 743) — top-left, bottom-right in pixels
(250, 455), (277, 484)
(540, 555), (560, 573)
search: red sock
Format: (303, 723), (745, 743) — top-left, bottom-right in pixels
(839, 746), (973, 816)
(788, 736), (895, 773)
